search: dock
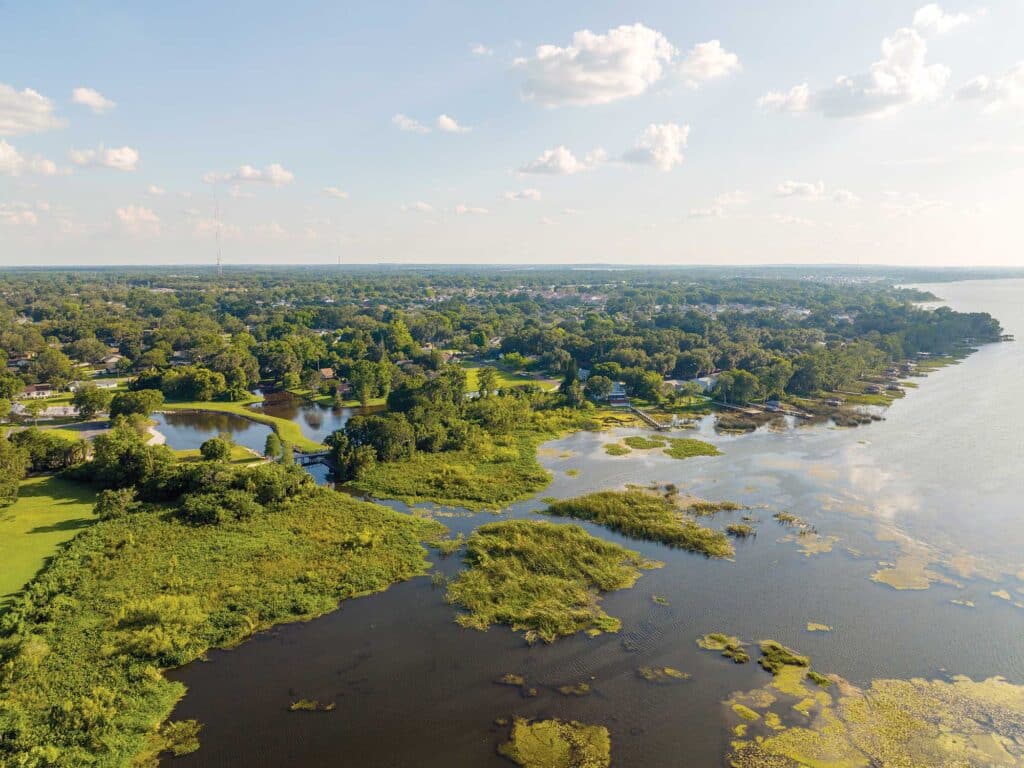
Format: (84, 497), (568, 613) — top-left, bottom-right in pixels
(296, 450), (331, 466)
(628, 405), (671, 431)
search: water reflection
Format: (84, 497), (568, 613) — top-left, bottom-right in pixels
(249, 391), (380, 444)
(151, 411), (273, 453)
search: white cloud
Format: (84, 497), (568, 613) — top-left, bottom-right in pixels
(147, 185), (165, 196)
(912, 4), (975, 36)
(454, 204), (489, 215)
(116, 205), (160, 235)
(758, 83), (811, 113)
(203, 162), (293, 185)
(437, 114), (471, 133)
(689, 190), (747, 219)
(71, 87), (116, 114)
(0, 140), (60, 176)
(516, 23), (676, 107)
(255, 220), (287, 239)
(0, 203), (38, 227)
(470, 43), (493, 56)
(882, 191), (949, 216)
(392, 113), (430, 133)
(689, 206), (725, 219)
(401, 201), (434, 213)
(70, 145), (140, 171)
(772, 214), (814, 226)
(324, 186), (349, 199)
(519, 145), (598, 175)
(621, 123), (689, 171)
(680, 40), (741, 86)
(776, 180), (826, 200)
(956, 62), (1024, 111)
(760, 24), (949, 118)
(504, 189), (541, 201)
(0, 83), (63, 136)
(776, 181), (859, 203)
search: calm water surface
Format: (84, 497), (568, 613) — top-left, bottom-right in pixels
(163, 279), (1024, 767)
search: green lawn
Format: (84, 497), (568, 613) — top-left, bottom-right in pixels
(461, 361), (559, 392)
(173, 445), (266, 465)
(0, 476), (96, 610)
(162, 396), (326, 452)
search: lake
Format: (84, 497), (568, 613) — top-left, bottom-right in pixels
(162, 279), (1024, 767)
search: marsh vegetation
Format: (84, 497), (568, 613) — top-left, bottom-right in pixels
(541, 490), (733, 558)
(445, 520), (657, 643)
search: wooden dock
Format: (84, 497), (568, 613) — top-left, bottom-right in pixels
(628, 405), (671, 431)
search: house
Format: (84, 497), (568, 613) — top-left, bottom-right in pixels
(607, 381), (630, 407)
(102, 354), (125, 372)
(69, 379), (118, 391)
(318, 367), (335, 380)
(687, 374), (720, 392)
(19, 383), (55, 399)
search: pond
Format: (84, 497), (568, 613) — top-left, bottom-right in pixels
(162, 280), (1024, 767)
(150, 411), (274, 454)
(248, 391), (367, 444)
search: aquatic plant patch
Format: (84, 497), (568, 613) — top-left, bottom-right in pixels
(498, 717), (611, 768)
(542, 490), (733, 558)
(446, 520), (657, 643)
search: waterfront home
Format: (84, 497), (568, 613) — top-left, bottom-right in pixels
(19, 383), (55, 399)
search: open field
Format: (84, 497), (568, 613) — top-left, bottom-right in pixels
(0, 476), (96, 610)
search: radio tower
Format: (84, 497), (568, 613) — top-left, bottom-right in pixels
(214, 198), (223, 277)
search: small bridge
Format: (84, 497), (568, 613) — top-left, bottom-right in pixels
(296, 451), (331, 466)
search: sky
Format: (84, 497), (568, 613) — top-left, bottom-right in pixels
(1, 0), (1022, 267)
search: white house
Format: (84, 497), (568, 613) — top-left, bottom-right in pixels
(19, 383), (55, 399)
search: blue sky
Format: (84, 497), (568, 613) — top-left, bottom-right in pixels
(1, 1), (1022, 266)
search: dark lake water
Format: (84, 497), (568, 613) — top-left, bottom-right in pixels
(249, 392), (362, 444)
(161, 280), (1024, 767)
(151, 411), (274, 454)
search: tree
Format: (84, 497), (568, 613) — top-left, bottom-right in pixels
(477, 366), (498, 397)
(110, 389), (164, 418)
(200, 436), (232, 462)
(584, 375), (613, 400)
(72, 383), (112, 419)
(0, 436), (28, 506)
(95, 488), (137, 520)
(27, 348), (74, 388)
(0, 398), (11, 422)
(264, 432), (282, 459)
(23, 399), (44, 425)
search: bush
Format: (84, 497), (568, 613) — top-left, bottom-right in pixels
(199, 436), (232, 462)
(95, 488), (137, 520)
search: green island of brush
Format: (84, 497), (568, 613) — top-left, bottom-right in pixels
(541, 490), (733, 558)
(498, 717), (611, 768)
(445, 519), (658, 643)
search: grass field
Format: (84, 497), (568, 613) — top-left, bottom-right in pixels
(0, 475), (96, 610)
(162, 396), (326, 452)
(173, 445), (265, 464)
(461, 361), (559, 393)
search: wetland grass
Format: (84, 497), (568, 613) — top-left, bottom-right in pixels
(446, 520), (657, 643)
(662, 437), (722, 459)
(498, 718), (611, 768)
(542, 490), (733, 558)
(602, 443), (631, 456)
(697, 633), (750, 663)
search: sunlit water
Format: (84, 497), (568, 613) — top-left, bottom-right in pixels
(160, 280), (1024, 767)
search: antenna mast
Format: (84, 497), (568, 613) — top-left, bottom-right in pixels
(214, 198), (223, 277)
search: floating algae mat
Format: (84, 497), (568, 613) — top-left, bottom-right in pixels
(723, 645), (1024, 767)
(498, 717), (611, 768)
